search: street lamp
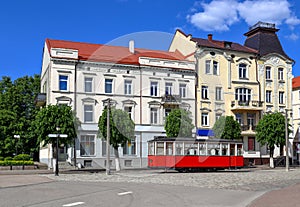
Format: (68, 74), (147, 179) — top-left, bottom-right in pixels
(106, 98), (111, 175)
(285, 109), (292, 172)
(48, 127), (68, 176)
(13, 135), (20, 155)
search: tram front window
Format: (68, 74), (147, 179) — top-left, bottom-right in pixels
(237, 144), (243, 155)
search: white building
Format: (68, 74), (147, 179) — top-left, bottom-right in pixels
(38, 39), (195, 169)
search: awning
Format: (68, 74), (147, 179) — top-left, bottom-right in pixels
(197, 129), (214, 136)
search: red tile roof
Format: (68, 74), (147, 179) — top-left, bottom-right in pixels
(292, 76), (300, 89)
(46, 39), (187, 65)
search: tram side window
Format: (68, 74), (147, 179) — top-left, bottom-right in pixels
(157, 142), (164, 155)
(185, 143), (197, 155)
(230, 144), (235, 155)
(199, 143), (206, 155)
(207, 143), (220, 156)
(166, 142), (173, 155)
(176, 143), (183, 155)
(221, 144), (229, 155)
(237, 144), (243, 155)
(148, 142), (154, 155)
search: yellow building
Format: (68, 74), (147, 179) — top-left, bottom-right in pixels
(169, 22), (294, 165)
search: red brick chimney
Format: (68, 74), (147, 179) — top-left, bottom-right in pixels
(208, 34), (213, 41)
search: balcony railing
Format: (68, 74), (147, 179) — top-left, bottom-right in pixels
(241, 125), (256, 131)
(231, 100), (263, 110)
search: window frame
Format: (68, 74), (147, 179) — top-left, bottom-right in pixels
(202, 86), (209, 99)
(278, 68), (284, 80)
(213, 61), (219, 75)
(235, 88), (251, 102)
(165, 82), (173, 95)
(266, 90), (272, 103)
(80, 135), (95, 156)
(179, 83), (187, 98)
(150, 107), (159, 124)
(215, 87), (222, 101)
(201, 113), (209, 126)
(84, 104), (94, 123)
(279, 91), (284, 104)
(124, 79), (132, 95)
(59, 75), (68, 91)
(238, 63), (248, 79)
(105, 79), (113, 94)
(150, 81), (158, 97)
(84, 77), (93, 93)
(266, 66), (271, 80)
(205, 60), (211, 74)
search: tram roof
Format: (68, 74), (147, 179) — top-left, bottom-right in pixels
(149, 136), (243, 143)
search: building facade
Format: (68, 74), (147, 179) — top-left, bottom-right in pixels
(39, 39), (196, 169)
(169, 22), (294, 164)
(292, 76), (300, 164)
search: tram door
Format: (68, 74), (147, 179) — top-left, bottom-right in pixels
(229, 144), (236, 167)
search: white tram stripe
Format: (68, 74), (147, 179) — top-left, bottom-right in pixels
(62, 202), (85, 207)
(118, 191), (133, 196)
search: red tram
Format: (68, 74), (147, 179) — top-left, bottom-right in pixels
(148, 137), (244, 172)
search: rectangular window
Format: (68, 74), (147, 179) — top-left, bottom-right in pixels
(235, 88), (251, 102)
(105, 79), (113, 93)
(84, 105), (93, 122)
(80, 135), (95, 156)
(123, 138), (136, 155)
(179, 83), (187, 98)
(59, 75), (68, 91)
(165, 82), (173, 95)
(215, 87), (222, 101)
(84, 77), (93, 92)
(124, 80), (132, 95)
(279, 92), (284, 104)
(150, 81), (158, 96)
(278, 68), (284, 80)
(248, 137), (255, 151)
(235, 113), (243, 125)
(202, 86), (209, 99)
(239, 63), (247, 79)
(216, 113), (222, 121)
(247, 113), (255, 126)
(266, 90), (272, 103)
(124, 106), (133, 119)
(205, 60), (211, 74)
(266, 66), (271, 80)
(201, 113), (209, 126)
(150, 108), (158, 124)
(213, 61), (219, 75)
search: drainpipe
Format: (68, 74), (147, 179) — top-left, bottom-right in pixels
(139, 65), (143, 168)
(74, 60), (79, 168)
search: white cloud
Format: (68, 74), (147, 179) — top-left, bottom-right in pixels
(187, 0), (300, 32)
(286, 33), (299, 41)
(187, 0), (239, 32)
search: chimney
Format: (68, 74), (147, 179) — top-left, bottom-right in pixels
(208, 34), (213, 41)
(129, 40), (135, 54)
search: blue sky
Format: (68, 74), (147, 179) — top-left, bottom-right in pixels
(1, 0), (300, 80)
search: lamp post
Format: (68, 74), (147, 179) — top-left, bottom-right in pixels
(285, 109), (292, 172)
(13, 135), (20, 155)
(48, 128), (68, 176)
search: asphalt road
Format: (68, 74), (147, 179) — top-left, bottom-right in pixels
(0, 178), (263, 207)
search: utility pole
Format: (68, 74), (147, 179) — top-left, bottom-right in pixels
(106, 98), (111, 175)
(285, 109), (292, 172)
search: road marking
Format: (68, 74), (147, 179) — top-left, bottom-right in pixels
(118, 191), (133, 196)
(62, 202), (85, 207)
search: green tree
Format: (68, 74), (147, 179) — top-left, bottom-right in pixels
(256, 112), (288, 168)
(212, 116), (241, 139)
(0, 75), (40, 159)
(0, 110), (17, 157)
(33, 105), (79, 146)
(98, 107), (135, 171)
(164, 108), (194, 138)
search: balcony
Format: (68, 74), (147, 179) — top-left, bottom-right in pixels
(241, 125), (256, 135)
(231, 100), (263, 111)
(35, 93), (46, 107)
(161, 94), (181, 108)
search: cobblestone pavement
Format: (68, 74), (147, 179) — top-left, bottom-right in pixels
(43, 167), (300, 192)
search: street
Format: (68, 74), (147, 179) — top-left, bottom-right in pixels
(1, 167), (300, 207)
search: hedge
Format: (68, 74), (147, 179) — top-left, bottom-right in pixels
(0, 160), (34, 166)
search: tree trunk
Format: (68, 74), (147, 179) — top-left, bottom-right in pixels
(269, 146), (275, 168)
(114, 147), (121, 171)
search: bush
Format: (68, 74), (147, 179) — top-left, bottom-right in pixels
(4, 157), (13, 161)
(0, 160), (34, 166)
(13, 154), (31, 161)
(0, 156), (4, 161)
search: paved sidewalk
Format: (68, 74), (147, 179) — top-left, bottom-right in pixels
(248, 182), (300, 207)
(0, 174), (53, 188)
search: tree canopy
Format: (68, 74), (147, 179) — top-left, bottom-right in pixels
(164, 108), (194, 138)
(212, 116), (241, 140)
(256, 112), (288, 157)
(98, 107), (135, 149)
(32, 104), (79, 146)
(0, 75), (40, 158)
